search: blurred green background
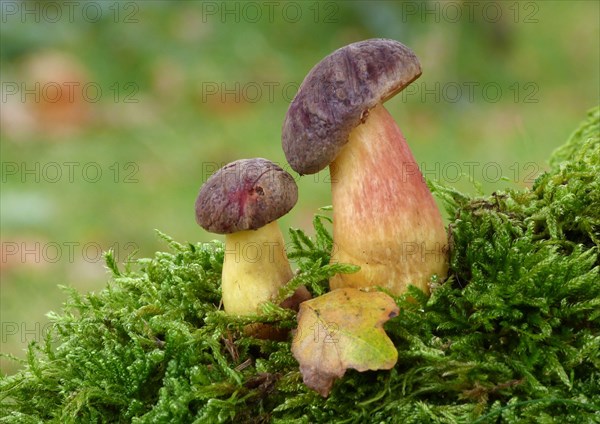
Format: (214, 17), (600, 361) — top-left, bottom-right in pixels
(1, 1), (598, 374)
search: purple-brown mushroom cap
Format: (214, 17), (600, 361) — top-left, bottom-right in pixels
(195, 158), (298, 234)
(282, 38), (422, 175)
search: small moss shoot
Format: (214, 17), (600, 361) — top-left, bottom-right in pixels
(1, 107), (599, 423)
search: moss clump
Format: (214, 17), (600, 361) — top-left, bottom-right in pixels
(1, 107), (599, 423)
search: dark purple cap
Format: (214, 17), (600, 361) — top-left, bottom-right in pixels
(195, 158), (298, 234)
(282, 38), (422, 175)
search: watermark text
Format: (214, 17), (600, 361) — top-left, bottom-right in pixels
(2, 162), (140, 184)
(1, 1), (139, 24)
(2, 82), (139, 104)
(399, 1), (539, 24)
(1, 241), (138, 264)
(200, 1), (339, 24)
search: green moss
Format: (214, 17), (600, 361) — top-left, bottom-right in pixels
(1, 107), (599, 423)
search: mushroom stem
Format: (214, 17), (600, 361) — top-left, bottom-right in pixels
(222, 220), (293, 315)
(329, 104), (448, 295)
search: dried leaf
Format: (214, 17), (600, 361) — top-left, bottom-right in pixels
(291, 288), (399, 396)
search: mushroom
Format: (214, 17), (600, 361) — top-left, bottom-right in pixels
(195, 158), (309, 317)
(282, 39), (448, 296)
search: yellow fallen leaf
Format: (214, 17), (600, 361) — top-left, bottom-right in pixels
(291, 288), (399, 397)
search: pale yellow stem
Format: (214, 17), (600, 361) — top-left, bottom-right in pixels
(222, 221), (293, 315)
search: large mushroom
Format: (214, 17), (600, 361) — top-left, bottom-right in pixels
(282, 39), (448, 296)
(195, 158), (309, 316)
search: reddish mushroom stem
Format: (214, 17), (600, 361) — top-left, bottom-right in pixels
(329, 104), (448, 294)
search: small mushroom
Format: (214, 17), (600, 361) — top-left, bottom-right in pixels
(282, 39), (448, 296)
(195, 158), (309, 317)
